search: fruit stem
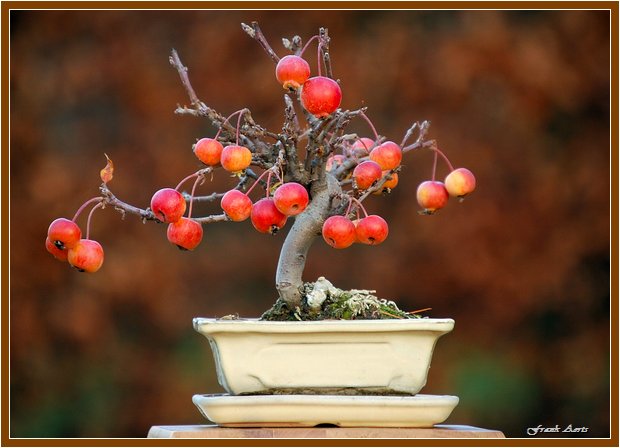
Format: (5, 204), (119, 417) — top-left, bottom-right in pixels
(316, 41), (323, 77)
(73, 197), (104, 222)
(350, 196), (369, 218)
(213, 108), (246, 141)
(430, 146), (455, 173)
(175, 168), (211, 192)
(187, 174), (204, 218)
(431, 151), (438, 181)
(245, 167), (277, 196)
(344, 195), (354, 217)
(235, 110), (245, 146)
(359, 111), (380, 141)
(265, 171), (273, 197)
(299, 35), (319, 56)
(85, 202), (104, 240)
(175, 172), (198, 192)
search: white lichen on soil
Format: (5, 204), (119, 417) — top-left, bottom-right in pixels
(261, 277), (424, 321)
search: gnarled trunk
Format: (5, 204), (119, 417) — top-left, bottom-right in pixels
(275, 174), (341, 307)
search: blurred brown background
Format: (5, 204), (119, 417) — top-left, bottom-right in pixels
(9, 9), (611, 438)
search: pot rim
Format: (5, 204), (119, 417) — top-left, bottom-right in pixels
(193, 317), (455, 334)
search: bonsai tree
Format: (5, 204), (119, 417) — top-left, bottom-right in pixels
(45, 22), (475, 320)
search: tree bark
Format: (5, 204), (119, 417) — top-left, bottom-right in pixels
(275, 174), (341, 307)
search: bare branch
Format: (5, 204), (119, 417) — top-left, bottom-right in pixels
(170, 49), (202, 107)
(319, 27), (333, 79)
(194, 213), (230, 224)
(183, 191), (225, 203)
(357, 167), (402, 203)
(283, 93), (301, 138)
(242, 22), (280, 63)
(99, 184), (157, 223)
(400, 121), (419, 148)
(402, 120), (432, 151)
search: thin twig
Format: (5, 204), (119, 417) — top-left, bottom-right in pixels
(319, 27), (333, 79)
(169, 49), (201, 107)
(408, 307), (432, 315)
(194, 213), (230, 224)
(357, 167), (402, 203)
(241, 22), (280, 63)
(183, 191), (225, 203)
(99, 184), (157, 223)
(379, 309), (405, 319)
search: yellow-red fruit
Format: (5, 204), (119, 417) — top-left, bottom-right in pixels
(370, 141), (402, 170)
(300, 76), (342, 118)
(322, 215), (356, 249)
(275, 55), (311, 89)
(150, 188), (186, 223)
(416, 181), (449, 213)
(167, 217), (203, 251)
(355, 215), (389, 245)
(273, 182), (309, 216)
(193, 138), (223, 166)
(445, 167), (476, 198)
(68, 239), (104, 273)
(221, 190), (252, 222)
(45, 237), (68, 261)
(353, 160), (382, 190)
(251, 198), (287, 234)
(221, 145), (252, 173)
(48, 218), (81, 250)
(373, 172), (399, 195)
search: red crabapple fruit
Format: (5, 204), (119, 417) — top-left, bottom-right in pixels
(47, 218), (81, 250)
(351, 137), (376, 155)
(444, 167), (476, 198)
(151, 188), (186, 223)
(321, 215), (356, 249)
(300, 76), (342, 118)
(352, 160), (382, 190)
(193, 138), (224, 166)
(220, 190), (253, 222)
(45, 237), (68, 261)
(167, 217), (203, 250)
(326, 154), (346, 172)
(416, 181), (449, 214)
(67, 239), (104, 273)
(355, 215), (389, 245)
(275, 55), (311, 90)
(370, 141), (402, 171)
(273, 182), (309, 216)
(221, 145), (252, 173)
(251, 198), (288, 234)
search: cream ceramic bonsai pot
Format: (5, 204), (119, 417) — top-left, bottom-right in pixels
(193, 317), (454, 396)
(192, 393), (460, 428)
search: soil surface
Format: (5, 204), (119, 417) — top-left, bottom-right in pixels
(261, 277), (425, 321)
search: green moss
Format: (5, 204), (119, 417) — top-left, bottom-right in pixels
(261, 278), (425, 321)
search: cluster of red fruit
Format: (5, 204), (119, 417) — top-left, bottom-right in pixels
(46, 218), (104, 273)
(45, 26), (477, 273)
(417, 167), (476, 214)
(150, 187), (203, 250)
(320, 138), (400, 249)
(222, 181), (309, 233)
(320, 164), (475, 250)
(275, 54), (342, 117)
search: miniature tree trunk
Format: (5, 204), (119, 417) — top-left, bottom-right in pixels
(276, 174), (341, 307)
